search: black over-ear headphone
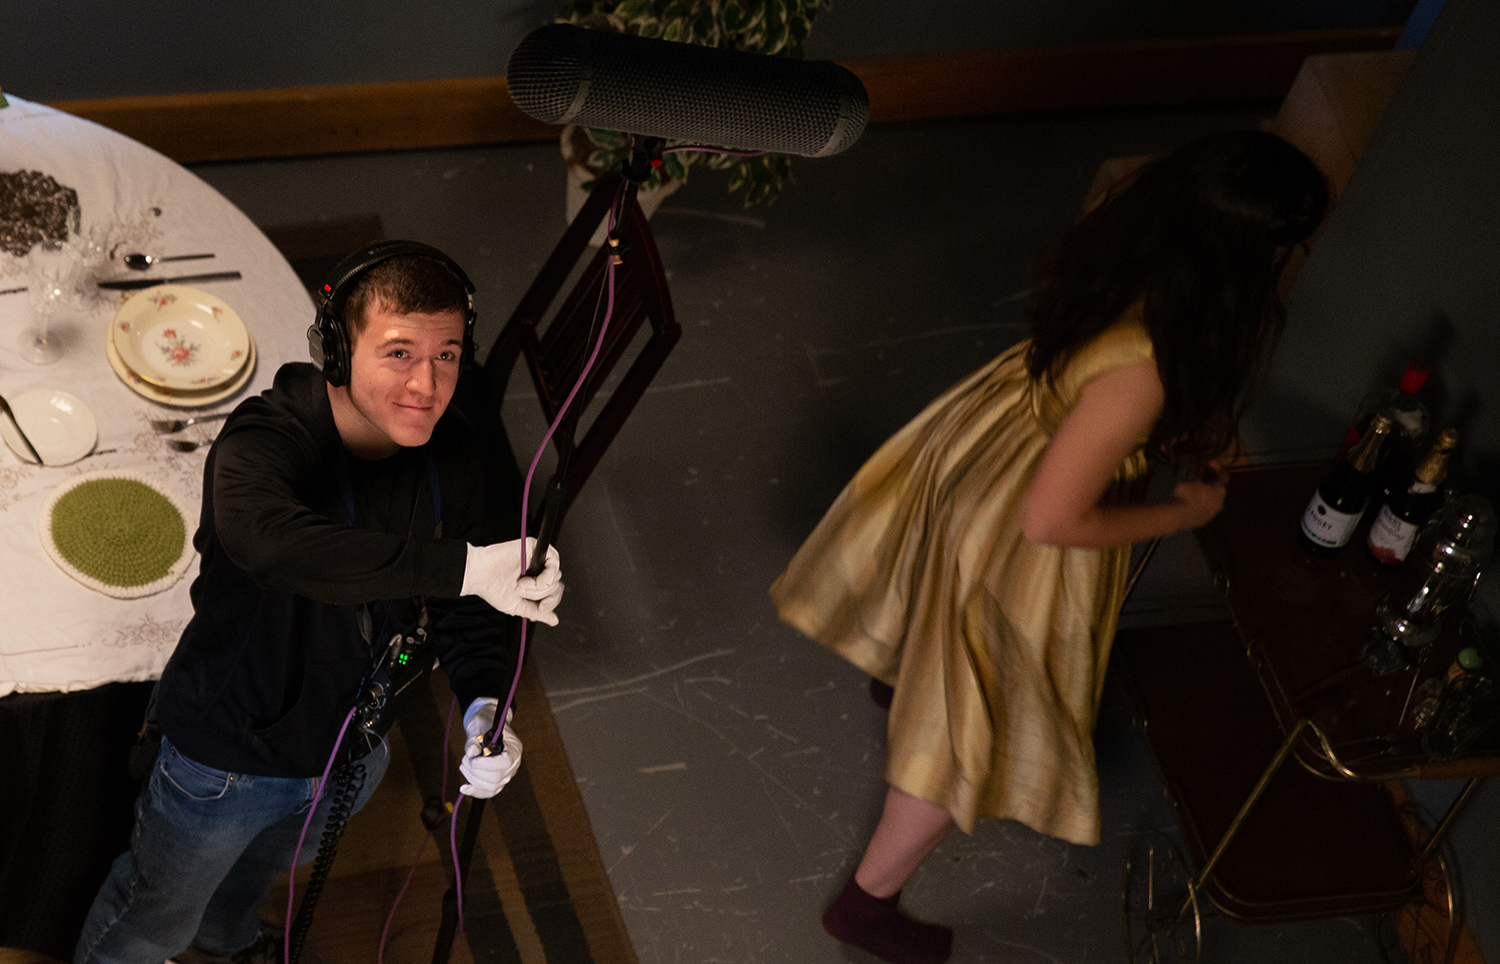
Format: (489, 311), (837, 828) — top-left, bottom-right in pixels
(307, 239), (478, 387)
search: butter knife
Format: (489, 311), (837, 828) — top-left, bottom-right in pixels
(0, 393), (44, 465)
(98, 271), (242, 291)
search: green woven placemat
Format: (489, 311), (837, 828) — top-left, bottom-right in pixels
(50, 478), (186, 587)
(40, 471), (195, 598)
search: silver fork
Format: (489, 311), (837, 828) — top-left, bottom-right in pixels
(150, 411), (230, 434)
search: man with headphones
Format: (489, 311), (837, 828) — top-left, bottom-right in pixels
(75, 242), (562, 964)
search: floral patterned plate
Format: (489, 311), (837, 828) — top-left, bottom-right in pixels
(106, 326), (256, 409)
(110, 284), (251, 391)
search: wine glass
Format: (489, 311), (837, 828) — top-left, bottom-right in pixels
(18, 248), (74, 364)
(15, 226), (119, 364)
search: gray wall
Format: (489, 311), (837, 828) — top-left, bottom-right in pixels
(1, 0), (1413, 102)
(1243, 0), (1500, 621)
(1244, 3), (1500, 945)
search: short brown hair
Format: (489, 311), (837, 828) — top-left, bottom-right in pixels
(341, 255), (469, 334)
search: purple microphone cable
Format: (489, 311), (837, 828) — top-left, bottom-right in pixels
(447, 175), (630, 942)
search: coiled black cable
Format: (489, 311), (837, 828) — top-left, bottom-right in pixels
(287, 760), (367, 964)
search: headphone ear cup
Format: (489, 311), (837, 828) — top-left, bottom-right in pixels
(323, 314), (351, 387)
(309, 304), (352, 387)
(306, 320), (327, 374)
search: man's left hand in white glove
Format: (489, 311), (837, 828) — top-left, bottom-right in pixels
(459, 697), (522, 798)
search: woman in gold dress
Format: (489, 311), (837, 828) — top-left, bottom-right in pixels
(771, 130), (1329, 964)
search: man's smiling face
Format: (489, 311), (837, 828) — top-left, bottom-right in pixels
(330, 300), (465, 458)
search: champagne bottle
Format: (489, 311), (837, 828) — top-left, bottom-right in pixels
(1300, 412), (1393, 554)
(1368, 428), (1458, 565)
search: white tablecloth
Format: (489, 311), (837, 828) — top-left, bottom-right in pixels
(0, 95), (314, 696)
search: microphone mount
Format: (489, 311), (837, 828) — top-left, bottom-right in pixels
(623, 135), (666, 185)
(435, 163), (684, 964)
(521, 134), (665, 580)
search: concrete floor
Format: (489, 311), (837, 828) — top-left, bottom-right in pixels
(188, 108), (1454, 964)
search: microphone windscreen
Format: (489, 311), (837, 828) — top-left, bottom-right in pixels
(507, 23), (868, 158)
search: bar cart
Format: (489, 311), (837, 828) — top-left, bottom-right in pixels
(1114, 463), (1500, 963)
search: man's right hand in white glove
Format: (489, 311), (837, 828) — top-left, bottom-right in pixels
(461, 538), (563, 625)
(459, 698), (522, 798)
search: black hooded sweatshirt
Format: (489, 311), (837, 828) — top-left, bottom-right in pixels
(155, 363), (514, 777)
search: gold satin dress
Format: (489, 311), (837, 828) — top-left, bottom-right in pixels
(771, 311), (1155, 845)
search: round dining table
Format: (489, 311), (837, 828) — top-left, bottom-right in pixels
(1, 94), (315, 696)
(0, 93), (314, 958)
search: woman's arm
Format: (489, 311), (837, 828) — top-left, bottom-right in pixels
(1021, 359), (1226, 548)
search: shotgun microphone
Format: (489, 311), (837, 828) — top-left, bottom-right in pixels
(506, 23), (869, 157)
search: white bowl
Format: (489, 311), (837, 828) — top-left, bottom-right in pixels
(1, 388), (98, 466)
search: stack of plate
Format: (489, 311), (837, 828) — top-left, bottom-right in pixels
(107, 284), (256, 407)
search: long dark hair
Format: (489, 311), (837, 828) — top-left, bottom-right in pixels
(1025, 130), (1328, 466)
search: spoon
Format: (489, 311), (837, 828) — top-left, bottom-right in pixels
(124, 252), (215, 271)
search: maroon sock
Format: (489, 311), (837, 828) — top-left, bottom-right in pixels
(869, 677), (895, 711)
(822, 874), (953, 964)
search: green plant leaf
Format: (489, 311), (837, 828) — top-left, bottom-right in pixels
(588, 127), (630, 149)
(663, 152), (692, 181)
(614, 0), (651, 21)
(785, 12), (809, 50)
(694, 4), (719, 44)
(732, 0), (766, 47)
(722, 0), (747, 32)
(762, 2), (789, 54)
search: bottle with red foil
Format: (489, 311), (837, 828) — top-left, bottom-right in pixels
(1368, 428), (1458, 565)
(1338, 361), (1432, 493)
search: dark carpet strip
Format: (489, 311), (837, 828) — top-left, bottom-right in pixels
(489, 761), (595, 964)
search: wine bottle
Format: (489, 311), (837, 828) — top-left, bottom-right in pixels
(1300, 412), (1393, 554)
(1368, 428), (1458, 565)
(1338, 360), (1431, 460)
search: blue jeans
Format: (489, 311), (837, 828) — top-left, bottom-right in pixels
(74, 733), (390, 964)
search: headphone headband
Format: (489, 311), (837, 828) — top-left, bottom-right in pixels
(308, 240), (478, 386)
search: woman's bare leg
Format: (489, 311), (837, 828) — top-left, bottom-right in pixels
(855, 785), (956, 897)
(821, 785), (956, 964)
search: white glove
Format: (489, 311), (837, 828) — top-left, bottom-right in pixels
(459, 697), (522, 799)
(460, 538), (563, 626)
